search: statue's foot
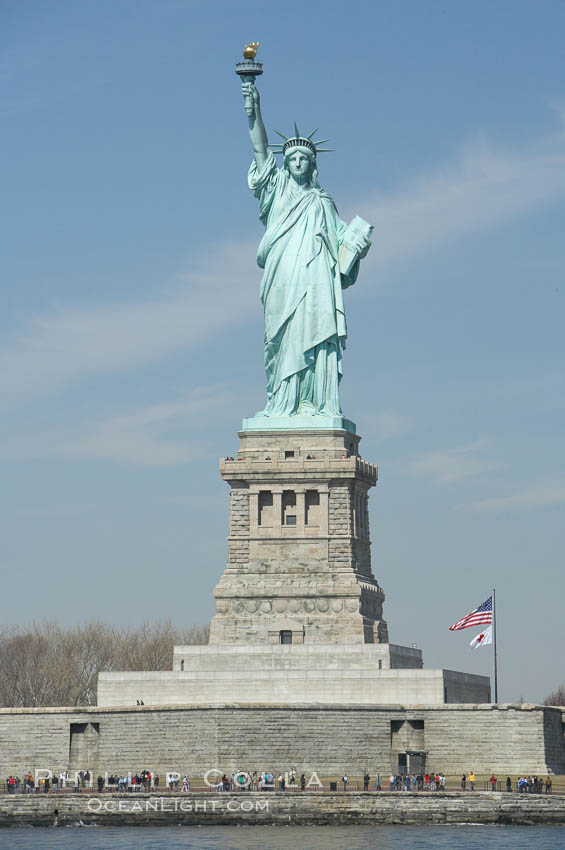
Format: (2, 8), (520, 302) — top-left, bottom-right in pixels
(297, 401), (318, 416)
(318, 408), (343, 417)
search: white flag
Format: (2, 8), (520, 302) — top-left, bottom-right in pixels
(470, 625), (493, 649)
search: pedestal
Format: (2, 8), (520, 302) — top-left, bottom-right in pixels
(209, 428), (388, 646)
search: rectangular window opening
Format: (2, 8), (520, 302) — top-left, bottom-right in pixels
(284, 450), (295, 459)
(258, 490), (273, 527)
(305, 490), (320, 527)
(282, 490), (296, 526)
(280, 630), (292, 644)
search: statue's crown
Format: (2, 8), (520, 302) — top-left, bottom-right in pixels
(270, 122), (333, 157)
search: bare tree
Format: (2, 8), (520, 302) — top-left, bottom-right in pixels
(543, 684), (565, 706)
(0, 619), (209, 707)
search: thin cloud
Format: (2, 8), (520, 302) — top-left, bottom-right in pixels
(66, 392), (224, 468)
(0, 240), (258, 406)
(357, 130), (565, 276)
(0, 385), (247, 468)
(407, 440), (498, 486)
(470, 481), (565, 513)
(368, 410), (414, 441)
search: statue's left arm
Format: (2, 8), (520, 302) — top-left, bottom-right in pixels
(339, 218), (371, 259)
(336, 215), (372, 288)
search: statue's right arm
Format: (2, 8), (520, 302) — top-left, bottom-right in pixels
(241, 82), (269, 171)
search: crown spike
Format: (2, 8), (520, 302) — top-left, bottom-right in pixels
(307, 128), (319, 140)
(294, 120), (300, 138)
(315, 148), (334, 153)
(312, 138), (330, 146)
(272, 129), (289, 141)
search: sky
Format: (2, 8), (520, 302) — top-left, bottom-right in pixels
(1, 0), (564, 703)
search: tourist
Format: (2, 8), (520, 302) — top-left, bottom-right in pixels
(469, 771), (476, 791)
(389, 773), (395, 791)
(545, 777), (552, 794)
(461, 773), (466, 791)
(300, 773), (306, 791)
(182, 776), (190, 792)
(506, 776), (512, 792)
(490, 773), (497, 791)
(440, 773), (446, 791)
(363, 772), (370, 791)
(342, 773), (348, 791)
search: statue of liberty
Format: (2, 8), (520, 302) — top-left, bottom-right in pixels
(240, 64), (372, 424)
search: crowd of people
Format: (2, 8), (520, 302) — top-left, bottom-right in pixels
(4, 770), (160, 794)
(6, 770), (92, 793)
(517, 775), (552, 793)
(211, 770), (308, 791)
(389, 773), (446, 791)
(3, 769), (556, 794)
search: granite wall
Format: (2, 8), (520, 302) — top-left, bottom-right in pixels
(1, 703), (563, 779)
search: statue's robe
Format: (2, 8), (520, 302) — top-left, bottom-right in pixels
(249, 151), (358, 417)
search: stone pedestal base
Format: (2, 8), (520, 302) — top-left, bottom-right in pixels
(211, 428), (386, 646)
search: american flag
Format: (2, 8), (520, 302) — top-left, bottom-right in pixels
(449, 596), (493, 631)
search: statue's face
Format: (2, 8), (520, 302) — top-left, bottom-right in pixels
(286, 149), (313, 180)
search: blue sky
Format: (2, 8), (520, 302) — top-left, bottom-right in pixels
(2, 0), (564, 702)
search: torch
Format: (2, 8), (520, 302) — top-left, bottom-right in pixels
(235, 42), (263, 116)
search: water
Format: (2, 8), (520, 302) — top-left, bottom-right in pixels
(1, 825), (565, 850)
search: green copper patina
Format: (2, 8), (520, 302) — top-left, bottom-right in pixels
(238, 49), (372, 432)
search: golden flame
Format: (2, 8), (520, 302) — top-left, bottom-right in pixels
(243, 42), (260, 60)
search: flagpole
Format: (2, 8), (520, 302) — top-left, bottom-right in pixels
(493, 587), (498, 703)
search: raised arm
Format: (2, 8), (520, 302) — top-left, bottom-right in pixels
(241, 81), (269, 171)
